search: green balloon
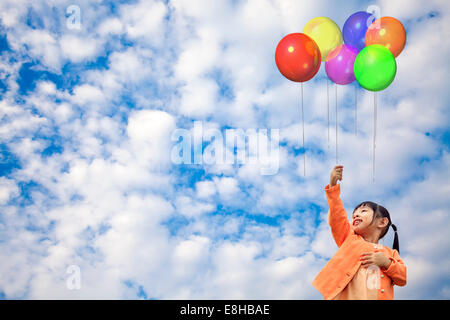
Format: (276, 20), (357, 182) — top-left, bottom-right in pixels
(354, 44), (397, 91)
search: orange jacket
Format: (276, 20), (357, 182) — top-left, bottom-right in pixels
(312, 183), (407, 300)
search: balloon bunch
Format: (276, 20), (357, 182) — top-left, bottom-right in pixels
(275, 11), (406, 181)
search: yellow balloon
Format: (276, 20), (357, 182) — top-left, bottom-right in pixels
(303, 17), (343, 61)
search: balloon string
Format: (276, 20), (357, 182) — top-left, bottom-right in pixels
(373, 92), (377, 183)
(335, 83), (338, 164)
(301, 82), (306, 176)
(355, 83), (357, 136)
(327, 79), (330, 148)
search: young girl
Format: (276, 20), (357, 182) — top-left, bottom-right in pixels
(312, 165), (407, 300)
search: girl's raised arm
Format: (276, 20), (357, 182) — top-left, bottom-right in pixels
(326, 165), (351, 247)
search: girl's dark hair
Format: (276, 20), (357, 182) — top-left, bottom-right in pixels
(353, 201), (400, 253)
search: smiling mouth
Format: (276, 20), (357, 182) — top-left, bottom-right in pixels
(353, 219), (362, 226)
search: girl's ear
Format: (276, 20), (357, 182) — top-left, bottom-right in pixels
(379, 217), (389, 228)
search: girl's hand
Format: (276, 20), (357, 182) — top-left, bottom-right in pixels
(330, 165), (343, 187)
(360, 251), (392, 269)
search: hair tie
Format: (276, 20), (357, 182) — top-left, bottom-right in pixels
(391, 224), (397, 232)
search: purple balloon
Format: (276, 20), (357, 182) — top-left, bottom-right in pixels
(343, 11), (375, 52)
(325, 44), (358, 85)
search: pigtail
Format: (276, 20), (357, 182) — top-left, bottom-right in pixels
(391, 224), (400, 253)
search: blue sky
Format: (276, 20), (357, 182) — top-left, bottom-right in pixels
(0, 0), (449, 299)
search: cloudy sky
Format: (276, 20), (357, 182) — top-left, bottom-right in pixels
(0, 0), (449, 299)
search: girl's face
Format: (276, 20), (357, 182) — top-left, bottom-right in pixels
(351, 204), (375, 234)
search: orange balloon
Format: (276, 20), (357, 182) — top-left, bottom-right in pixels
(365, 17), (406, 57)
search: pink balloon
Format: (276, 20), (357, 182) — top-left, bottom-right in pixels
(325, 44), (358, 85)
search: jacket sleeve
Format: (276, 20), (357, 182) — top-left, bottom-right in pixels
(382, 249), (407, 286)
(325, 183), (351, 247)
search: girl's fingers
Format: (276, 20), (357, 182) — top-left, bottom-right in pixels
(360, 257), (370, 261)
(360, 257), (370, 262)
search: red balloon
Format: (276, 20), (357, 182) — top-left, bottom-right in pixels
(275, 33), (321, 82)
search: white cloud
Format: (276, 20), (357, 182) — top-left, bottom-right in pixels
(378, 0), (450, 22)
(127, 109), (175, 144)
(171, 235), (211, 279)
(109, 48), (153, 83)
(60, 35), (101, 63)
(17, 29), (62, 71)
(120, 0), (167, 45)
(174, 27), (220, 81)
(195, 180), (217, 199)
(116, 108), (177, 172)
(0, 177), (19, 205)
(178, 77), (219, 117)
(71, 84), (106, 106)
(0, 0), (26, 27)
(36, 81), (56, 95)
(175, 195), (215, 218)
(0, 110), (48, 141)
(97, 18), (124, 36)
(311, 220), (337, 259)
(53, 102), (74, 124)
(213, 176), (240, 201)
